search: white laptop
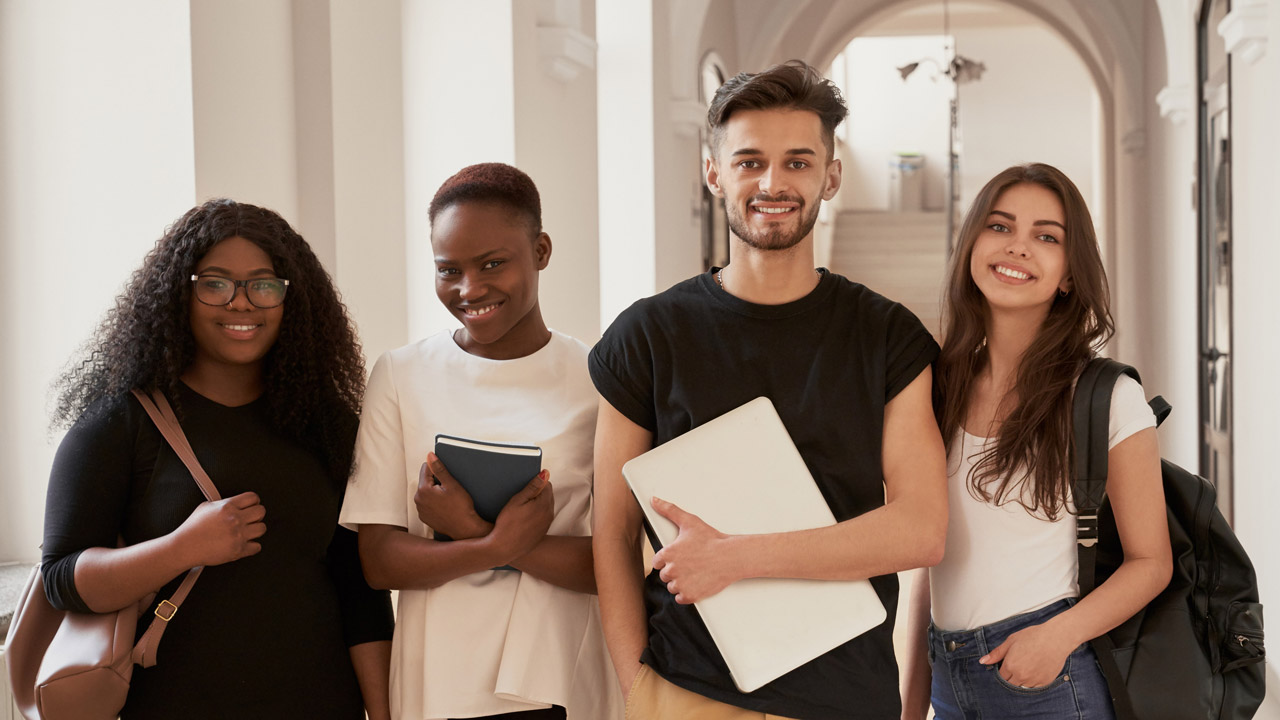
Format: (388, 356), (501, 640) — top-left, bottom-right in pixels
(622, 396), (887, 693)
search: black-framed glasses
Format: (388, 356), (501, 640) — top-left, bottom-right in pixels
(190, 274), (290, 308)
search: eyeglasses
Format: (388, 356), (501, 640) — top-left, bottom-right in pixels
(190, 274), (290, 308)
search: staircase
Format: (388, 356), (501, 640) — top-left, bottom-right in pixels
(828, 210), (949, 339)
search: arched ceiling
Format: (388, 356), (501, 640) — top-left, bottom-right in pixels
(678, 0), (1157, 134)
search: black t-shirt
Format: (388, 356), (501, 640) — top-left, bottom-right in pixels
(41, 384), (394, 720)
(589, 269), (939, 720)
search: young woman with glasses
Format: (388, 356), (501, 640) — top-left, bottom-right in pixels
(42, 199), (394, 719)
(900, 164), (1172, 719)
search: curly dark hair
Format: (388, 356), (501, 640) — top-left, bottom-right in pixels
(427, 162), (542, 236)
(707, 59), (848, 160)
(51, 198), (365, 486)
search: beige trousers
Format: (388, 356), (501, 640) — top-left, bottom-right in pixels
(624, 665), (798, 720)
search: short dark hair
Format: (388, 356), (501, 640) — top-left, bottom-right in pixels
(428, 162), (542, 235)
(707, 60), (848, 160)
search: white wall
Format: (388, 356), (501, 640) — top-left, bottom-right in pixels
(652, 0), (707, 295)
(400, 1), (605, 347)
(329, 0), (409, 364)
(953, 22), (1098, 218)
(1223, 0), (1280, 693)
(0, 0), (416, 562)
(0, 1), (197, 562)
(190, 0), (300, 225)
(401, 1), (517, 342)
(597, 0), (657, 329)
(838, 36), (951, 212)
(833, 22), (1097, 222)
(513, 0), (602, 343)
(192, 0), (411, 364)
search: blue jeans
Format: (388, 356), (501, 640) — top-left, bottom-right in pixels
(928, 599), (1117, 720)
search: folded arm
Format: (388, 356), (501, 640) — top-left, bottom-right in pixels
(361, 467), (556, 590)
(415, 453), (594, 594)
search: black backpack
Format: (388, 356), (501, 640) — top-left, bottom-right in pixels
(1073, 358), (1266, 719)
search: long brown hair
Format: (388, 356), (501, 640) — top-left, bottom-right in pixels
(935, 163), (1113, 519)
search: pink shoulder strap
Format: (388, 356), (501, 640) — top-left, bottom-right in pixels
(126, 388), (223, 668)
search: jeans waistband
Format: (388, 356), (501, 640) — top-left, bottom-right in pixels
(929, 599), (1075, 661)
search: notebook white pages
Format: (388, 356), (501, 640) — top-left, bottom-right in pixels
(622, 396), (887, 693)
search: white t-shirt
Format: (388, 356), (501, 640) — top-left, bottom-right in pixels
(929, 374), (1157, 631)
(339, 330), (621, 720)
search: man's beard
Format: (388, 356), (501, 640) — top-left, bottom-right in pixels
(724, 193), (822, 251)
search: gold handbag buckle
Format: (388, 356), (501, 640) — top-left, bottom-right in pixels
(155, 600), (178, 622)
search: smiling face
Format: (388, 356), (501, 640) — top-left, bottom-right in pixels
(187, 235), (284, 376)
(432, 201), (551, 360)
(969, 182), (1071, 318)
(705, 108), (841, 252)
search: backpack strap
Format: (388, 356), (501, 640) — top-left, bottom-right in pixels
(1073, 357), (1145, 720)
(1149, 395), (1172, 428)
(127, 388), (223, 668)
(1073, 358), (1141, 589)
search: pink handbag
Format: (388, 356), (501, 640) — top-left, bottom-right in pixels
(3, 389), (221, 720)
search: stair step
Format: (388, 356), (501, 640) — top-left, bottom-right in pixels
(831, 253), (947, 264)
(833, 235), (948, 249)
(837, 211), (948, 227)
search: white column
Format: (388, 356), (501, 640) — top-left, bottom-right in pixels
(513, 0), (602, 343)
(402, 0), (517, 340)
(596, 0), (657, 329)
(0, 1), (197, 561)
(329, 0), (409, 362)
(1148, 0), (1200, 471)
(291, 0), (338, 269)
(190, 0), (301, 225)
(652, 0), (706, 293)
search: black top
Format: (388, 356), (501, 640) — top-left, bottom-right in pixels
(589, 269), (938, 720)
(41, 384), (394, 720)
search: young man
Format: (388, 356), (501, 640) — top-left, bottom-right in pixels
(589, 61), (948, 719)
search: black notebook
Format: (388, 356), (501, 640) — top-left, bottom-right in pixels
(433, 434), (543, 524)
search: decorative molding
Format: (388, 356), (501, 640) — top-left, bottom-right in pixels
(1206, 82), (1228, 114)
(1156, 84), (1194, 125)
(1122, 128), (1147, 157)
(671, 99), (707, 138)
(1218, 1), (1268, 65)
(538, 26), (596, 83)
(535, 0), (577, 26)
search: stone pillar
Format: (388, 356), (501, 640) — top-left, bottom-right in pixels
(597, 0), (658, 329)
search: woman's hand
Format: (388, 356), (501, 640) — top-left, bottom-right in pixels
(173, 491), (267, 567)
(489, 472), (554, 560)
(979, 619), (1077, 688)
(413, 453), (492, 539)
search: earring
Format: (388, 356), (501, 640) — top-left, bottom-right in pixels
(1058, 288), (1070, 298)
